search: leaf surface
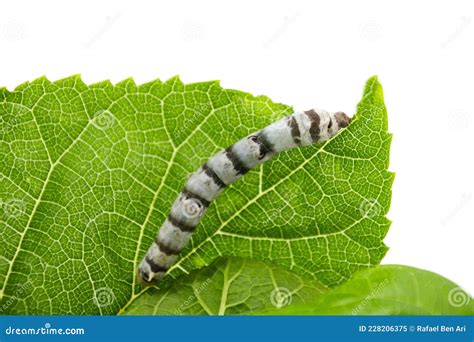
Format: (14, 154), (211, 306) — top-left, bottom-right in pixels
(257, 265), (474, 315)
(0, 76), (392, 314)
(125, 258), (327, 315)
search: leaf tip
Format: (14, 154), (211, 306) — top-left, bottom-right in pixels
(362, 75), (384, 105)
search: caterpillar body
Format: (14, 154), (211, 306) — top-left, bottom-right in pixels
(137, 109), (351, 284)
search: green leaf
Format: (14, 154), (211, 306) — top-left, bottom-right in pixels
(257, 265), (474, 315)
(125, 258), (327, 315)
(0, 75), (392, 314)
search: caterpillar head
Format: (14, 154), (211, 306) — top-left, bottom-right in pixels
(137, 261), (154, 285)
(333, 111), (351, 130)
(137, 258), (165, 285)
(318, 111), (351, 142)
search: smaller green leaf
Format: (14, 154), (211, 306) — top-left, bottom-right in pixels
(124, 258), (327, 315)
(258, 265), (474, 315)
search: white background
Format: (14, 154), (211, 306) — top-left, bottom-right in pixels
(1, 0), (473, 292)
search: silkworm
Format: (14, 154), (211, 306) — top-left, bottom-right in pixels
(137, 109), (351, 284)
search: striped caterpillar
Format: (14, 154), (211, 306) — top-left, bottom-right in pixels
(137, 109), (351, 284)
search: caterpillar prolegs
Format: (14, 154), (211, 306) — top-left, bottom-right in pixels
(137, 109), (351, 284)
